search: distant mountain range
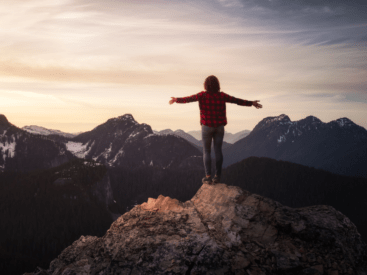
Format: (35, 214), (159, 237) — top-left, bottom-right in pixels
(18, 121), (250, 151)
(223, 114), (367, 178)
(154, 129), (233, 149)
(187, 129), (251, 144)
(154, 129), (202, 147)
(22, 125), (77, 138)
(0, 114), (72, 172)
(1, 113), (366, 178)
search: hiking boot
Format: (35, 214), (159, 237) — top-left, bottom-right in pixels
(202, 176), (212, 184)
(212, 175), (220, 184)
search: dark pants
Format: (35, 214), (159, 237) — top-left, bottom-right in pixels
(201, 124), (225, 177)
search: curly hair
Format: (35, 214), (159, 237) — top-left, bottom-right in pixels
(204, 75), (220, 93)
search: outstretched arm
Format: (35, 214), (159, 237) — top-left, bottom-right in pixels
(252, 100), (262, 109)
(223, 92), (263, 109)
(169, 92), (204, 105)
(169, 97), (177, 104)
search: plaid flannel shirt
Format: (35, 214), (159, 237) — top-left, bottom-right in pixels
(176, 91), (253, 127)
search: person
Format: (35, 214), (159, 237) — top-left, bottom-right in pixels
(169, 75), (262, 184)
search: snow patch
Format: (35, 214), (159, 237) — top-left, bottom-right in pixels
(22, 125), (76, 138)
(336, 118), (352, 127)
(101, 142), (113, 158)
(108, 147), (124, 166)
(143, 133), (158, 139)
(83, 161), (102, 167)
(66, 141), (93, 158)
(265, 114), (290, 124)
(277, 135), (286, 143)
(0, 138), (16, 159)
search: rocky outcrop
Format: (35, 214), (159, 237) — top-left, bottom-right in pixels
(26, 183), (367, 275)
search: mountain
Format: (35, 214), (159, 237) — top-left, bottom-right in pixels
(225, 129), (251, 143)
(188, 129), (251, 144)
(223, 114), (367, 178)
(25, 183), (367, 275)
(67, 114), (202, 169)
(155, 128), (202, 147)
(154, 129), (232, 149)
(0, 114), (73, 172)
(22, 125), (77, 138)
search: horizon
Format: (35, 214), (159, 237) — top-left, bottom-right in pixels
(2, 112), (366, 135)
(1, 0), (366, 133)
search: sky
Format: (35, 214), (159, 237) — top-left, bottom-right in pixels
(1, 0), (366, 133)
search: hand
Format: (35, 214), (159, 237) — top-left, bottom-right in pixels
(252, 100), (262, 109)
(169, 97), (177, 105)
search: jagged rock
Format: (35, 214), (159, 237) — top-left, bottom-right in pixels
(24, 183), (367, 275)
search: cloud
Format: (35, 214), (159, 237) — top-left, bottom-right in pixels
(223, 0), (367, 46)
(0, 0), (366, 131)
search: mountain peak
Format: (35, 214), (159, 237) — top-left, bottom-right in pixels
(305, 115), (321, 123)
(0, 114), (10, 126)
(30, 183), (367, 274)
(270, 114), (290, 122)
(260, 114), (291, 126)
(298, 115), (322, 124)
(116, 114), (136, 122)
(335, 117), (355, 127)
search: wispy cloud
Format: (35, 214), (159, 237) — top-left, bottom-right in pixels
(0, 0), (366, 132)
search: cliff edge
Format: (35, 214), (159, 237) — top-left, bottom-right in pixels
(26, 183), (367, 275)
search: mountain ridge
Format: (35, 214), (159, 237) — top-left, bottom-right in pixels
(67, 114), (202, 169)
(223, 114), (367, 178)
(22, 125), (77, 138)
(0, 115), (73, 172)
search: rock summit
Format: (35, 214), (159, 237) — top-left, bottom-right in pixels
(26, 183), (367, 275)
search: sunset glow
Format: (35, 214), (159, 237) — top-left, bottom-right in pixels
(1, 0), (366, 133)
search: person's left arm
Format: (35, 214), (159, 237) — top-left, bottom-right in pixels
(222, 92), (262, 108)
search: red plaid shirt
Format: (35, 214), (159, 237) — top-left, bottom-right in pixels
(176, 91), (253, 127)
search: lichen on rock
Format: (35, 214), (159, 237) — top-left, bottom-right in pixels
(25, 183), (367, 275)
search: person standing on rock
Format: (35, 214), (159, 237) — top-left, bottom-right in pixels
(169, 75), (262, 184)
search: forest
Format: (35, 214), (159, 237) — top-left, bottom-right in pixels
(0, 159), (112, 275)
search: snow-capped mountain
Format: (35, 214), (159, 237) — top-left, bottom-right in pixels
(22, 125), (77, 138)
(0, 114), (73, 172)
(67, 114), (202, 169)
(223, 114), (367, 178)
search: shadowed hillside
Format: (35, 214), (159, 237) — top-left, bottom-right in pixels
(0, 159), (113, 275)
